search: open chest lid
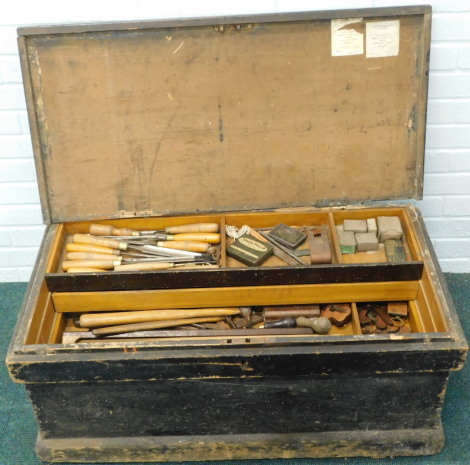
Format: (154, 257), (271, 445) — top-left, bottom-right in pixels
(19, 6), (431, 223)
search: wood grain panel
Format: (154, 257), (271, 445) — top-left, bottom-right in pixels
(52, 281), (419, 312)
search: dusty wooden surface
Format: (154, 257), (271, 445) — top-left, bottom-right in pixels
(22, 10), (430, 222)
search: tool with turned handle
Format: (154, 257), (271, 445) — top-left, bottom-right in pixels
(90, 222), (220, 236)
(80, 307), (241, 327)
(92, 317), (225, 336)
(73, 234), (128, 250)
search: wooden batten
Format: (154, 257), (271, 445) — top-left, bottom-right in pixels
(51, 281), (419, 313)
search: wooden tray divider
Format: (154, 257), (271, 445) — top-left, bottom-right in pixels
(51, 281), (420, 313)
(25, 282), (52, 344)
(45, 223), (66, 273)
(350, 302), (362, 335)
(399, 209), (423, 261)
(327, 212), (342, 264)
(408, 300), (425, 333)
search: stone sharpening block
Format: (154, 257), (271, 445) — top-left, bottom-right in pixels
(226, 234), (274, 266)
(377, 216), (403, 242)
(338, 230), (356, 254)
(343, 219), (367, 233)
(355, 232), (379, 252)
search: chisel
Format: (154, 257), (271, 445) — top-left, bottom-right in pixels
(89, 222), (220, 236)
(73, 234), (128, 251)
(92, 317), (225, 336)
(80, 307), (241, 327)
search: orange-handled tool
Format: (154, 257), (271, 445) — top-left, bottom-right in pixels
(66, 243), (120, 255)
(156, 241), (210, 252)
(66, 252), (123, 262)
(165, 223), (219, 234)
(80, 307), (240, 327)
(62, 260), (121, 271)
(73, 234), (128, 251)
(114, 262), (176, 272)
(166, 233), (220, 244)
(66, 268), (107, 273)
(92, 317), (224, 336)
(89, 224), (140, 236)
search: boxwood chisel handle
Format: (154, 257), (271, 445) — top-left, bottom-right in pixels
(62, 260), (121, 271)
(113, 262), (177, 271)
(89, 224), (140, 236)
(66, 243), (120, 255)
(66, 252), (123, 262)
(166, 233), (221, 244)
(92, 317), (224, 336)
(156, 241), (210, 252)
(80, 307), (240, 327)
(66, 267), (107, 273)
(165, 223), (220, 234)
(73, 234), (128, 250)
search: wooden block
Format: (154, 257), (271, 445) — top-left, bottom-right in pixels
(387, 302), (408, 318)
(377, 216), (403, 242)
(337, 231), (356, 254)
(343, 219), (367, 233)
(355, 232), (379, 252)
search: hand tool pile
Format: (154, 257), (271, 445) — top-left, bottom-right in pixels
(62, 303), (353, 343)
(62, 222), (221, 273)
(225, 222), (332, 266)
(357, 302), (411, 334)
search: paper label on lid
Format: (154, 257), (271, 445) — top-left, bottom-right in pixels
(331, 18), (364, 56)
(366, 20), (400, 58)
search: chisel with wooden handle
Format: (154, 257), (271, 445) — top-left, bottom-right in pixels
(89, 224), (140, 237)
(73, 234), (128, 250)
(155, 240), (210, 252)
(89, 222), (220, 236)
(92, 316), (224, 336)
(165, 233), (220, 244)
(66, 243), (120, 255)
(66, 267), (108, 273)
(66, 252), (123, 262)
(80, 307), (241, 327)
(62, 260), (121, 271)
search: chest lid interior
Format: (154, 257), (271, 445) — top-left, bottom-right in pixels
(19, 6), (431, 223)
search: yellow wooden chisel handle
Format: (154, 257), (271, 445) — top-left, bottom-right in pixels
(92, 317), (224, 336)
(165, 223), (220, 234)
(67, 252), (123, 262)
(62, 260), (121, 271)
(114, 262), (176, 272)
(89, 224), (139, 236)
(66, 243), (120, 255)
(156, 241), (210, 252)
(80, 307), (240, 327)
(73, 234), (128, 250)
(166, 233), (221, 244)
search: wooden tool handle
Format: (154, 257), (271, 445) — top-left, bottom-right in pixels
(165, 223), (220, 234)
(62, 260), (120, 271)
(89, 224), (139, 236)
(73, 234), (128, 251)
(113, 262), (175, 271)
(92, 317), (224, 336)
(80, 307), (240, 327)
(67, 252), (123, 262)
(168, 233), (221, 244)
(66, 243), (119, 255)
(156, 241), (210, 252)
(66, 267), (107, 273)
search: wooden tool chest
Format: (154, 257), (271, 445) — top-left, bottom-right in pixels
(6, 5), (468, 462)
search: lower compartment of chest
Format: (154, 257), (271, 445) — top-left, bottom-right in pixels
(32, 372), (448, 462)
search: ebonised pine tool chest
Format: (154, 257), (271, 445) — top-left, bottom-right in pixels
(6, 5), (468, 463)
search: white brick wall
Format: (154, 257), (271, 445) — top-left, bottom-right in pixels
(0, 0), (469, 281)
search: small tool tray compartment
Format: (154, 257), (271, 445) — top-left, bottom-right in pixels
(44, 206), (424, 292)
(25, 204), (447, 349)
